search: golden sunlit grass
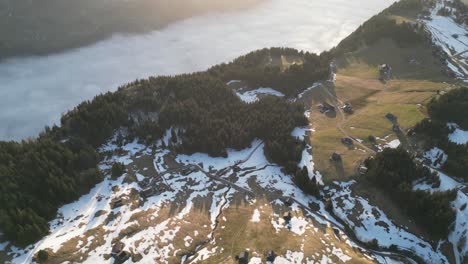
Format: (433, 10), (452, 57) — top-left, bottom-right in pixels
(205, 198), (375, 263)
(307, 30), (452, 182)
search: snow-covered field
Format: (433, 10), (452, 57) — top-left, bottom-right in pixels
(423, 147), (448, 168)
(0, 0), (397, 140)
(236, 87), (285, 103)
(328, 181), (449, 263)
(0, 130), (375, 263)
(2, 121), (465, 263)
(384, 139), (401, 149)
(4, 123), (440, 263)
(414, 169), (468, 264)
(448, 123), (468, 145)
(424, 0), (468, 81)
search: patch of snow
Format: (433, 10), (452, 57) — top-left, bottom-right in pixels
(190, 246), (218, 262)
(448, 123), (468, 145)
(236, 87), (285, 103)
(414, 170), (458, 192)
(291, 126), (314, 141)
(413, 167), (468, 264)
(332, 247), (352, 262)
(423, 147), (448, 168)
(176, 139), (264, 171)
(227, 80), (241, 85)
(184, 236), (193, 247)
(251, 209), (261, 223)
(298, 146), (323, 185)
(0, 242), (8, 251)
(274, 251), (304, 263)
(135, 173), (146, 182)
(249, 256), (262, 264)
(297, 83), (321, 99)
(385, 139), (400, 149)
(271, 215), (286, 233)
(450, 191), (468, 263)
(289, 217), (308, 235)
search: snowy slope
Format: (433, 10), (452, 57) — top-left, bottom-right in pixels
(414, 169), (468, 264)
(424, 0), (468, 81)
(0, 133), (377, 263)
(1, 126), (446, 263)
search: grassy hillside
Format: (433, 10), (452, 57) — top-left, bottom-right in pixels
(302, 0), (456, 182)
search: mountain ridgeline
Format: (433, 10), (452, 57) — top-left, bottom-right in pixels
(0, 47), (330, 246)
(333, 0), (433, 55)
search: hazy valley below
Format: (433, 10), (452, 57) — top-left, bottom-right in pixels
(0, 0), (396, 140)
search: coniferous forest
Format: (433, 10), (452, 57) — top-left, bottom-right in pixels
(364, 148), (456, 239)
(414, 87), (468, 180)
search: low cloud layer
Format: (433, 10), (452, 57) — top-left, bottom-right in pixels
(0, 0), (395, 140)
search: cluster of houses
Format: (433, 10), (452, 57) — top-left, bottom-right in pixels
(341, 103), (353, 114)
(319, 102), (353, 115)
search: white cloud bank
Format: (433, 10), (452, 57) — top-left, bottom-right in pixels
(0, 0), (396, 140)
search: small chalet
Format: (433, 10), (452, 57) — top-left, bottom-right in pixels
(379, 64), (392, 80)
(331, 152), (342, 162)
(236, 251), (250, 264)
(358, 166), (368, 175)
(319, 102), (335, 113)
(341, 137), (353, 145)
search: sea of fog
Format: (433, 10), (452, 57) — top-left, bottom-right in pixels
(0, 0), (396, 140)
